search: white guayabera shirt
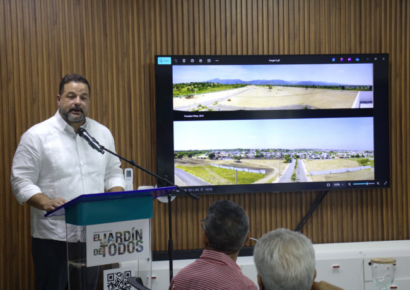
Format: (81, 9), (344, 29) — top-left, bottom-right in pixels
(11, 111), (125, 241)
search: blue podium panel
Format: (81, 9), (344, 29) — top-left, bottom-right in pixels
(66, 195), (153, 226)
(45, 186), (176, 225)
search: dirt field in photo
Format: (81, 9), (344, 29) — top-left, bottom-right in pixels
(304, 159), (361, 172)
(310, 169), (374, 181)
(173, 87), (248, 109)
(220, 86), (358, 109)
(173, 85), (359, 110)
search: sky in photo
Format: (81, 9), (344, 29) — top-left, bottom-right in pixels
(173, 64), (373, 85)
(174, 117), (374, 151)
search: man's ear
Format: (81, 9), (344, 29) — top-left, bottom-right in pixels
(243, 231), (250, 246)
(57, 94), (61, 106)
(203, 232), (209, 247)
(257, 274), (265, 290)
(312, 269), (317, 283)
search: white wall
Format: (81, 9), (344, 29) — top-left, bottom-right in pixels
(122, 240), (410, 289)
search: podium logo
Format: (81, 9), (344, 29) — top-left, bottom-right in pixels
(93, 228), (144, 257)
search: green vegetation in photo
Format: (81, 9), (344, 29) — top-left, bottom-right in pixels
(173, 82), (247, 97)
(357, 158), (372, 166)
(291, 172), (296, 182)
(347, 158), (374, 167)
(191, 104), (214, 112)
(175, 150), (209, 157)
(278, 84), (372, 91)
(176, 165), (264, 185)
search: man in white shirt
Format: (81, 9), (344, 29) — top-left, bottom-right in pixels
(11, 74), (126, 290)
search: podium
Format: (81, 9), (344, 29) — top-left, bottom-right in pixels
(45, 186), (176, 290)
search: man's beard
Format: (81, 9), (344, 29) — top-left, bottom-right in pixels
(59, 107), (87, 123)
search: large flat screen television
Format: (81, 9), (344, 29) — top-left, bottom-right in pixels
(155, 54), (390, 195)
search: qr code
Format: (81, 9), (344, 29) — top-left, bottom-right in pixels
(104, 267), (135, 290)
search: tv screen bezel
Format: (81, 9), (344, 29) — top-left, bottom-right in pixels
(155, 53), (390, 196)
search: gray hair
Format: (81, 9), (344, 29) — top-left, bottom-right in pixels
(253, 228), (315, 290)
(204, 200), (249, 253)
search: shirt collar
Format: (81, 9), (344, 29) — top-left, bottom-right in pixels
(200, 249), (241, 270)
(54, 110), (89, 133)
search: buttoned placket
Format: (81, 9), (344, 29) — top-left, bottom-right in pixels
(63, 125), (89, 242)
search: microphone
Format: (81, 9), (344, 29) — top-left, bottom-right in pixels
(77, 128), (105, 154)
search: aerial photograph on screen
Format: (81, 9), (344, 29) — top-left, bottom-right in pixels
(172, 64), (373, 111)
(173, 117), (374, 186)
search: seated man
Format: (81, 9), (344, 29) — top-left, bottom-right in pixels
(254, 228), (343, 290)
(169, 200), (257, 290)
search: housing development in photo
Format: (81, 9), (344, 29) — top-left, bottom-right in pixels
(172, 64), (374, 111)
(174, 118), (374, 186)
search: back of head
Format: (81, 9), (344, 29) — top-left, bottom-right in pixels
(204, 200), (249, 254)
(253, 228), (315, 290)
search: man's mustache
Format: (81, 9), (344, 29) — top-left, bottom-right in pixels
(69, 107), (83, 113)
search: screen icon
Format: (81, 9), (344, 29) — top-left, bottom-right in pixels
(190, 59), (195, 63)
(182, 59), (186, 63)
(355, 57), (360, 61)
(340, 58), (344, 62)
(173, 59), (178, 63)
(199, 59), (203, 63)
(332, 58), (336, 62)
(348, 57), (352, 62)
(157, 57), (172, 65)
(207, 59), (211, 63)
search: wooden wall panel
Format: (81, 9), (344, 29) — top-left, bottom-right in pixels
(1, 0), (410, 288)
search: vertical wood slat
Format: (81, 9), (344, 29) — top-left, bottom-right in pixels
(0, 2), (8, 290)
(1, 0), (410, 288)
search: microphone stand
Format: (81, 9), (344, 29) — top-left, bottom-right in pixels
(98, 146), (199, 282)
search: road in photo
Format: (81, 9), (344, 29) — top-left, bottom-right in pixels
(174, 117), (374, 186)
(173, 64), (373, 111)
(296, 160), (308, 182)
(175, 167), (210, 186)
(279, 159), (296, 183)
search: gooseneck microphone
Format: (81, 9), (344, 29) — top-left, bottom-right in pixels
(77, 127), (199, 202)
(77, 128), (105, 154)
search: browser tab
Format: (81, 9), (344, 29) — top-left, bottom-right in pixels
(157, 57), (172, 65)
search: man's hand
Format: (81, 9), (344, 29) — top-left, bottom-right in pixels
(27, 193), (67, 212)
(108, 186), (124, 192)
(311, 281), (343, 290)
